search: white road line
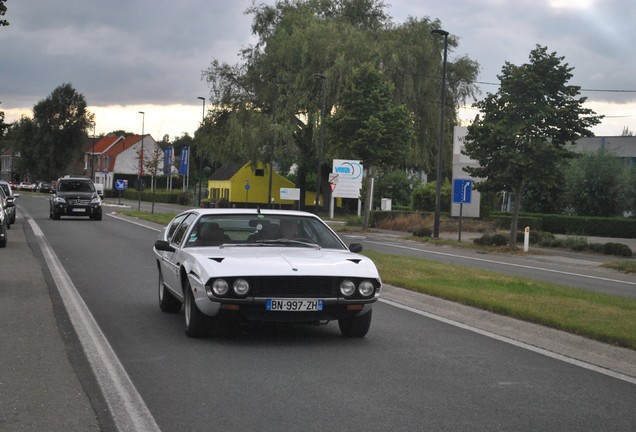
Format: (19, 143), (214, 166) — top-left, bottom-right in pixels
(107, 212), (161, 231)
(380, 298), (636, 385)
(25, 213), (161, 432)
(363, 239), (636, 286)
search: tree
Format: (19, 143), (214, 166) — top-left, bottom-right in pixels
(564, 151), (631, 217)
(463, 45), (602, 246)
(0, 0), (8, 27)
(201, 0), (478, 210)
(13, 84), (94, 181)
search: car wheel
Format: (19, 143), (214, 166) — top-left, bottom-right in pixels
(0, 224), (6, 248)
(92, 213), (102, 221)
(51, 209), (60, 220)
(338, 309), (372, 338)
(158, 268), (181, 313)
(184, 279), (213, 338)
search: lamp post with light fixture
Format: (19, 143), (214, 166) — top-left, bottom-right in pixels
(431, 28), (449, 239)
(137, 111), (145, 211)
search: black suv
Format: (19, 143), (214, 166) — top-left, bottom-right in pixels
(50, 176), (102, 220)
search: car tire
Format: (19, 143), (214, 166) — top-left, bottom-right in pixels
(158, 268), (181, 313)
(51, 209), (60, 220)
(184, 279), (213, 338)
(338, 309), (372, 338)
(0, 224), (6, 248)
(92, 213), (102, 221)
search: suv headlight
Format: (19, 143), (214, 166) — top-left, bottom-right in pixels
(54, 196), (66, 204)
(91, 196), (101, 205)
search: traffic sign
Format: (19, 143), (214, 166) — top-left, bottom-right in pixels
(115, 179), (128, 191)
(452, 179), (473, 204)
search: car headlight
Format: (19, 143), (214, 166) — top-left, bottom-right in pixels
(91, 196), (101, 205)
(358, 280), (375, 297)
(54, 197), (66, 204)
(339, 279), (356, 297)
(233, 279), (250, 296)
(211, 279), (229, 296)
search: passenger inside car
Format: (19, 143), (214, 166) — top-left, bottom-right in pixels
(195, 222), (230, 246)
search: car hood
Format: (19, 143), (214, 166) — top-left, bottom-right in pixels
(189, 247), (381, 279)
(56, 191), (97, 200)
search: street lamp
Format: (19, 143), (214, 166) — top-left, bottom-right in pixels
(431, 28), (449, 239)
(91, 121), (96, 182)
(197, 96), (205, 206)
(138, 111), (145, 211)
(314, 73), (326, 213)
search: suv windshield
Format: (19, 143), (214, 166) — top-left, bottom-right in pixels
(58, 180), (95, 193)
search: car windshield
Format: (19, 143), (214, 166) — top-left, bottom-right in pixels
(58, 180), (95, 193)
(184, 214), (346, 250)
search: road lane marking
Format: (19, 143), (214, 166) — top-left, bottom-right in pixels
(25, 212), (161, 432)
(381, 298), (636, 385)
(363, 239), (636, 287)
(107, 212), (161, 231)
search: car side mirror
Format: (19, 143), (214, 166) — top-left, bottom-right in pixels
(349, 243), (363, 253)
(154, 239), (176, 252)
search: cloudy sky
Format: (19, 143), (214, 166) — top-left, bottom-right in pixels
(1, 0), (635, 140)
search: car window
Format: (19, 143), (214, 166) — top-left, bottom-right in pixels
(170, 213), (198, 246)
(166, 214), (188, 241)
(58, 180), (95, 193)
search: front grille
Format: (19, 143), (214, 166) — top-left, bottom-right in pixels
(250, 276), (338, 298)
(70, 199), (91, 205)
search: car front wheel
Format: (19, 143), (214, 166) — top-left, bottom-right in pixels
(184, 279), (214, 338)
(338, 309), (372, 337)
(158, 268), (181, 313)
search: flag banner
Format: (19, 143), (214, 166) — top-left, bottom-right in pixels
(179, 146), (189, 175)
(164, 147), (173, 174)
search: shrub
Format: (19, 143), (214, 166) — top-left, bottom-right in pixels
(588, 243), (605, 254)
(412, 226), (432, 238)
(473, 233), (508, 247)
(345, 215), (363, 226)
(604, 242), (633, 258)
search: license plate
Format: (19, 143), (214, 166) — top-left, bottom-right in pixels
(266, 299), (324, 312)
(72, 208), (86, 212)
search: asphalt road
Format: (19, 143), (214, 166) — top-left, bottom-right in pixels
(4, 194), (636, 432)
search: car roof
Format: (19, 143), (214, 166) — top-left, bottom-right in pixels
(176, 208), (321, 218)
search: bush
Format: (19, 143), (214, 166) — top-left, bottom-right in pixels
(345, 215), (363, 226)
(604, 242), (633, 258)
(412, 226), (432, 238)
(473, 233), (508, 247)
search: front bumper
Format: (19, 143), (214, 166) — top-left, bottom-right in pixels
(53, 203), (102, 217)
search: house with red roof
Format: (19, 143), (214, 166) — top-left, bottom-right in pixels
(88, 134), (162, 189)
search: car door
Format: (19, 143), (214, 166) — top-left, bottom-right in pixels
(160, 213), (198, 293)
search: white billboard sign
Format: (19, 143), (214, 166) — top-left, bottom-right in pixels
(331, 160), (363, 198)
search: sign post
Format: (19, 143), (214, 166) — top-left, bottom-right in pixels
(452, 179), (473, 242)
(115, 179), (128, 205)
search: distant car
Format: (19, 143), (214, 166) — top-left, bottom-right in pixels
(153, 208), (382, 338)
(0, 181), (17, 225)
(49, 176), (102, 220)
(17, 182), (32, 191)
(0, 197), (8, 247)
(36, 182), (52, 193)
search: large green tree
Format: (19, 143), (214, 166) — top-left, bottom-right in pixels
(14, 83), (94, 181)
(463, 45), (602, 246)
(201, 0), (478, 210)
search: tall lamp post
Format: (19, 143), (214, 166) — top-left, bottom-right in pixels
(137, 111), (145, 211)
(314, 73), (326, 213)
(197, 96), (205, 206)
(91, 122), (96, 182)
(431, 28), (449, 239)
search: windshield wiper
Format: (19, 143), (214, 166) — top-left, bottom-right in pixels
(256, 239), (321, 249)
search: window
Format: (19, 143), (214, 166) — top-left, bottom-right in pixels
(170, 213), (197, 246)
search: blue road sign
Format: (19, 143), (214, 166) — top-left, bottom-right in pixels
(452, 179), (473, 204)
(115, 179), (128, 191)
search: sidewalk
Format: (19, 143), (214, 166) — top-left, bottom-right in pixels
(0, 217), (100, 431)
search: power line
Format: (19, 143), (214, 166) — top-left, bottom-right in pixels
(475, 81), (636, 93)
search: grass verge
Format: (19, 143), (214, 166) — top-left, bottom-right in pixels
(363, 250), (636, 350)
(602, 261), (636, 274)
(118, 210), (175, 226)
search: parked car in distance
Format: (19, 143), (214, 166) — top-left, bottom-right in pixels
(49, 176), (102, 220)
(154, 208), (382, 338)
(0, 197), (8, 247)
(17, 182), (34, 191)
(0, 180), (18, 225)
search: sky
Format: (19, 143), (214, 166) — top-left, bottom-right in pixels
(1, 0), (635, 140)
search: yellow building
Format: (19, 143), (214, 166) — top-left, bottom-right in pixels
(207, 161), (323, 207)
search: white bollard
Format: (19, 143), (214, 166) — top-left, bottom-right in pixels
(523, 227), (530, 252)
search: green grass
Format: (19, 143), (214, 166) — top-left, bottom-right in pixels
(118, 210), (175, 226)
(363, 250), (636, 350)
(602, 261), (636, 274)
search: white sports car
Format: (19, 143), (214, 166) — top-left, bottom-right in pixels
(153, 208), (382, 338)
